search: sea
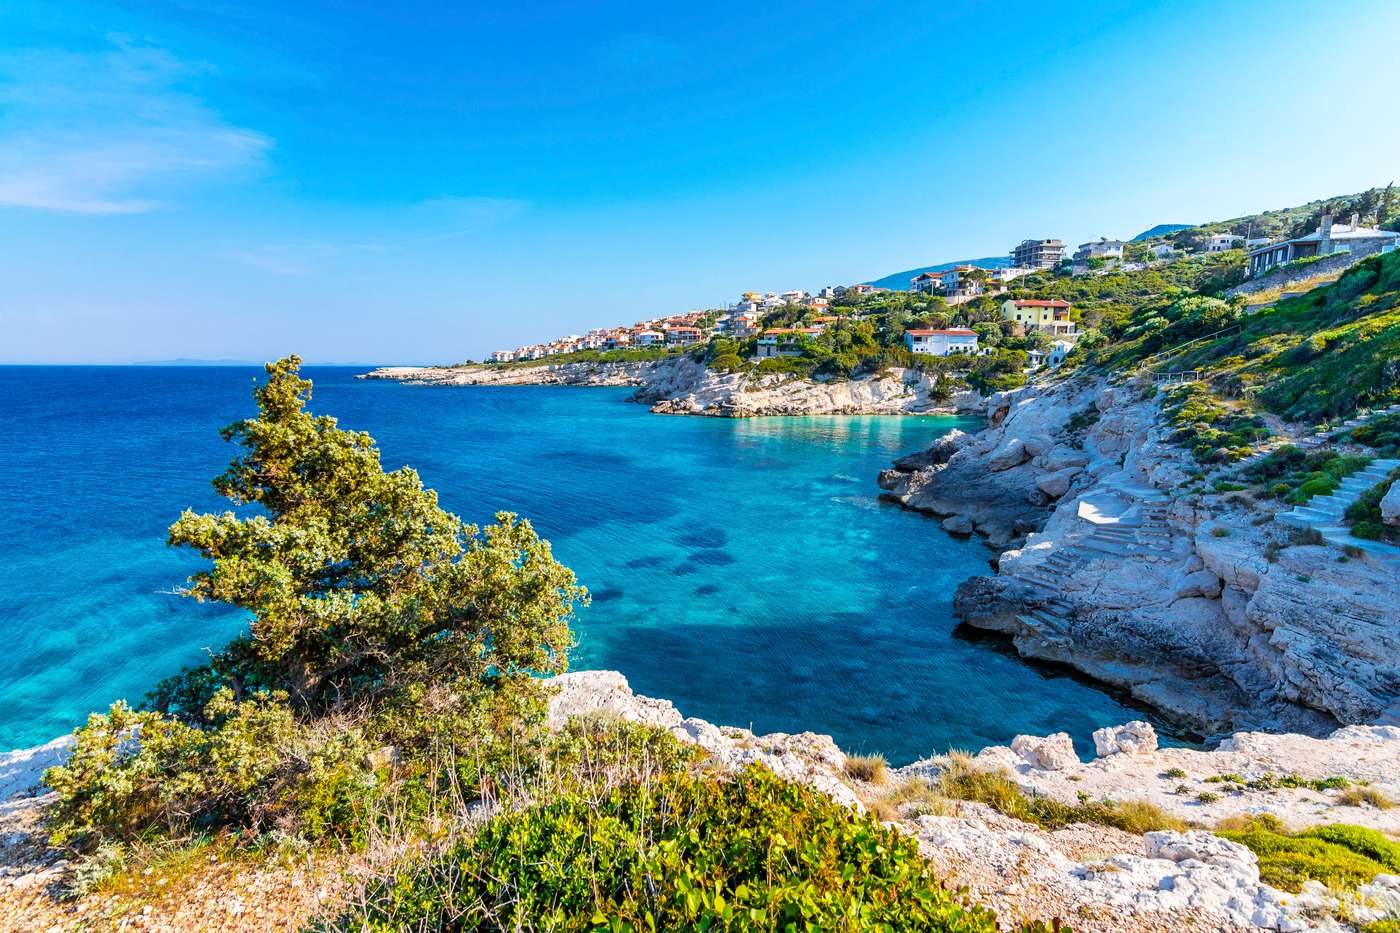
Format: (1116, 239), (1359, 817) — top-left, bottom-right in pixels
(0, 365), (1177, 762)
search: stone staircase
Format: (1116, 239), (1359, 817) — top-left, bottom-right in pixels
(1010, 486), (1181, 638)
(1298, 402), (1400, 450)
(1276, 459), (1400, 568)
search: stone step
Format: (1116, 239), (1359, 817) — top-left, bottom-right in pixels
(1288, 507), (1344, 522)
(1307, 495), (1352, 510)
(1079, 538), (1153, 558)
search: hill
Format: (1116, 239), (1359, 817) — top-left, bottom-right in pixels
(1132, 224), (1191, 241)
(864, 255), (1011, 291)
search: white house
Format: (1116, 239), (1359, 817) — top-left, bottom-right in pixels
(1149, 242), (1176, 259)
(991, 267), (1031, 283)
(910, 271), (941, 294)
(1045, 339), (1073, 367)
(634, 330), (665, 347)
(756, 326), (821, 359)
(904, 328), (979, 356)
(488, 350), (515, 363)
(1206, 233), (1241, 252)
(1073, 238), (1125, 262)
(940, 266), (986, 299)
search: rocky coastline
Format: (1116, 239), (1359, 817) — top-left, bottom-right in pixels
(358, 357), (985, 418)
(7, 670), (1399, 932)
(878, 373), (1399, 742)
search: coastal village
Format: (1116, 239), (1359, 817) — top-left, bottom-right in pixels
(484, 212), (1400, 376)
(9, 187), (1400, 933)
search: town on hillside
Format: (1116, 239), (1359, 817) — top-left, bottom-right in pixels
(484, 199), (1399, 386)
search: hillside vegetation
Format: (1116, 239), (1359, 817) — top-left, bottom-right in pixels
(1088, 249), (1400, 422)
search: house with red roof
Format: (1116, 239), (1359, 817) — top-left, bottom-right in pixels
(1001, 299), (1076, 337)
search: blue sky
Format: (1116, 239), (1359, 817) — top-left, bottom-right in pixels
(2, 1), (1398, 364)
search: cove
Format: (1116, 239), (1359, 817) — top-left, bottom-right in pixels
(0, 366), (1172, 761)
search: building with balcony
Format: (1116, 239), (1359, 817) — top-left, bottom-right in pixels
(1012, 239), (1065, 270)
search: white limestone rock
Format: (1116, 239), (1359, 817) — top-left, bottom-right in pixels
(546, 670), (683, 730)
(988, 437), (1028, 472)
(1010, 732), (1079, 770)
(1382, 478), (1400, 526)
(545, 671), (861, 810)
(0, 735), (74, 801)
(1092, 721), (1159, 758)
(1035, 466), (1081, 499)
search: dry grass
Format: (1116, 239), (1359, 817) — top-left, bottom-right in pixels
(843, 753), (888, 785)
(874, 777), (950, 821)
(934, 755), (1184, 834)
(1337, 786), (1395, 809)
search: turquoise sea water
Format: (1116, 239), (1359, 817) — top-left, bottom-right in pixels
(0, 366), (1173, 762)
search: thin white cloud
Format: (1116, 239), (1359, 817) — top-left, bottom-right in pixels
(0, 35), (271, 214)
(229, 196), (528, 274)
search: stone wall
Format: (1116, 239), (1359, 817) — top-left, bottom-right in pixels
(1229, 242), (1394, 298)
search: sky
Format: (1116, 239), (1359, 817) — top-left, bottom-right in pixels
(2, 1), (1399, 364)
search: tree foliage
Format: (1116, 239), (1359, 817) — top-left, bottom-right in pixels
(46, 357), (585, 849)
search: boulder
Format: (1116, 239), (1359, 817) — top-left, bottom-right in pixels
(1041, 449), (1091, 472)
(1035, 467), (1081, 499)
(1010, 732), (1079, 770)
(893, 429), (968, 471)
(1174, 569), (1223, 600)
(942, 514), (974, 535)
(988, 438), (1028, 472)
(1144, 830), (1258, 881)
(1092, 721), (1158, 757)
(1023, 435), (1054, 458)
(1382, 479), (1400, 526)
(547, 671), (683, 730)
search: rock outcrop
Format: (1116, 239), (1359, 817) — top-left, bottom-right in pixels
(883, 372), (1400, 738)
(1381, 478), (1400, 526)
(360, 359), (984, 418)
(8, 673), (1400, 932)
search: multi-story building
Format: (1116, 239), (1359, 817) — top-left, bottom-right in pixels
(1012, 239), (1065, 270)
(1001, 299), (1076, 336)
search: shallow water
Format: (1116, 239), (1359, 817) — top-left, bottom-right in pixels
(0, 366), (1174, 761)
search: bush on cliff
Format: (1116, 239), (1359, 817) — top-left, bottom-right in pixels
(338, 764), (1052, 933)
(44, 357), (585, 850)
(1217, 816), (1400, 893)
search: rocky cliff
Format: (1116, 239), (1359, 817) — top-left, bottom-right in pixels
(359, 358), (983, 418)
(10, 671), (1398, 932)
(879, 373), (1400, 740)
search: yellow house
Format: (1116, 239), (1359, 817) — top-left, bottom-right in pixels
(1001, 299), (1076, 336)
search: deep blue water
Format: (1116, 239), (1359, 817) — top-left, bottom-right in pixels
(0, 366), (1171, 762)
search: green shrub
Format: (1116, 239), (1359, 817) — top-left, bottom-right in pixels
(43, 691), (378, 849)
(1344, 465), (1400, 544)
(340, 765), (1045, 932)
(1219, 817), (1400, 893)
